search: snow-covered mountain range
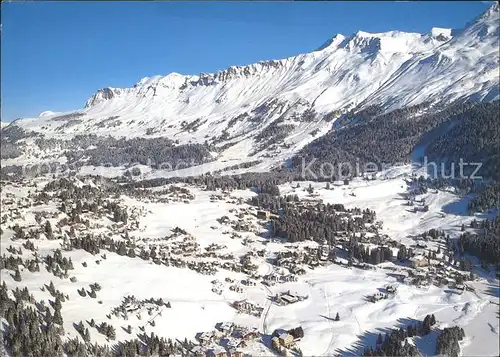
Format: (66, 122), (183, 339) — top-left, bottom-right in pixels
(2, 4), (499, 175)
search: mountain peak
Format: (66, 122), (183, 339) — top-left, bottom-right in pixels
(430, 27), (452, 40)
(315, 34), (346, 51)
(135, 73), (187, 90)
(85, 87), (126, 108)
(456, 2), (500, 41)
(78, 6), (498, 114)
(338, 30), (424, 55)
(482, 2), (499, 18)
(39, 110), (56, 117)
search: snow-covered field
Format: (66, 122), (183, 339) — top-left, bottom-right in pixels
(277, 165), (484, 244)
(1, 165), (498, 356)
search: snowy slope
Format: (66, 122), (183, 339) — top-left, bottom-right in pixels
(5, 4), (500, 172)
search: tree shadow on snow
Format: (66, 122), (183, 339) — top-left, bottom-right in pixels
(441, 194), (475, 216)
(413, 327), (440, 356)
(335, 327), (393, 356)
(335, 317), (441, 356)
(319, 314), (336, 322)
(485, 281), (500, 299)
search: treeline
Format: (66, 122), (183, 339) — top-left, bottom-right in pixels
(288, 101), (478, 180)
(0, 254), (40, 274)
(127, 171), (298, 192)
(436, 326), (466, 357)
(468, 182), (500, 213)
(3, 100), (498, 183)
(425, 100), (500, 180)
(0, 125), (39, 160)
(362, 313), (437, 356)
(2, 131), (214, 172)
(270, 202), (376, 244)
(410, 174), (481, 195)
(0, 282), (67, 357)
(62, 135), (213, 168)
(252, 123), (295, 154)
(27, 169), (297, 194)
(249, 193), (299, 212)
(0, 281), (193, 357)
(459, 216), (500, 267)
(349, 242), (394, 265)
(216, 160), (262, 173)
(362, 314), (465, 357)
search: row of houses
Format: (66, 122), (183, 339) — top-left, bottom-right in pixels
(262, 272), (298, 286)
(232, 300), (264, 317)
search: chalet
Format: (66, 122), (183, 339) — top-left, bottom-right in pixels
(241, 279), (256, 286)
(216, 322), (234, 334)
(278, 292), (299, 305)
(301, 197), (323, 204)
(191, 345), (205, 357)
(385, 284), (398, 294)
(256, 210), (269, 220)
(319, 246), (329, 261)
(196, 331), (214, 345)
(112, 221), (126, 229)
(309, 259), (320, 268)
(227, 337), (247, 350)
(290, 266), (306, 275)
(278, 333), (294, 348)
(280, 274), (297, 283)
(263, 274), (280, 283)
(229, 350), (243, 357)
(242, 327), (260, 341)
(409, 255), (429, 268)
(207, 346), (227, 357)
(229, 285), (243, 293)
(271, 337), (280, 349)
(369, 292), (384, 303)
(232, 300), (253, 311)
(74, 223), (87, 231)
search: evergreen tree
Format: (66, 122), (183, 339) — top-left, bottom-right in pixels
(45, 221), (54, 239)
(377, 333), (383, 345)
(53, 305), (63, 325)
(423, 314), (432, 335)
(430, 314), (436, 326)
(53, 297), (63, 325)
(13, 269), (22, 282)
